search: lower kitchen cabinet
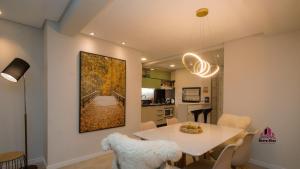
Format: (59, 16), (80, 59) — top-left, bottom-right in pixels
(141, 105), (174, 126)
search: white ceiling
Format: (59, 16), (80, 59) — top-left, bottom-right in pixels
(0, 0), (71, 28)
(1, 0), (299, 58)
(143, 48), (224, 71)
(82, 0), (300, 59)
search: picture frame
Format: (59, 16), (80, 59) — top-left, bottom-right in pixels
(79, 51), (126, 133)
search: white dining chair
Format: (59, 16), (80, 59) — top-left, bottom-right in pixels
(231, 130), (259, 169)
(210, 130), (258, 169)
(167, 117), (178, 126)
(184, 142), (242, 169)
(102, 133), (182, 169)
(140, 121), (157, 131)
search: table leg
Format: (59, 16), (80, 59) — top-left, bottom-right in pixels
(192, 111), (203, 122)
(204, 112), (208, 123)
(203, 109), (212, 123)
(193, 112), (199, 122)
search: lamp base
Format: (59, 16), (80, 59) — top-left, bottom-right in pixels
(22, 165), (38, 169)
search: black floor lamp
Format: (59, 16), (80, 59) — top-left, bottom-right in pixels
(1, 58), (37, 169)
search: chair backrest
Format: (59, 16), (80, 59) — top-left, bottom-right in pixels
(140, 121), (157, 131)
(232, 130), (259, 167)
(213, 141), (241, 169)
(166, 117), (178, 126)
(217, 114), (252, 130)
(102, 133), (182, 169)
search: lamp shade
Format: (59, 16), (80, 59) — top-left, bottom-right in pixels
(1, 58), (30, 82)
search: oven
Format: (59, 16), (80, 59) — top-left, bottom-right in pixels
(164, 107), (174, 117)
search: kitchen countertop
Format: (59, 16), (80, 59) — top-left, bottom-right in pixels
(179, 102), (211, 105)
(142, 103), (175, 107)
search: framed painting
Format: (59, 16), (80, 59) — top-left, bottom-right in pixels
(79, 51), (126, 133)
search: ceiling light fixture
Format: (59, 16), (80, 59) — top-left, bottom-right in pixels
(121, 42), (126, 45)
(196, 8), (208, 17)
(169, 64), (175, 68)
(89, 32), (95, 36)
(150, 68), (155, 71)
(141, 58), (147, 61)
(182, 52), (219, 78)
(182, 8), (219, 78)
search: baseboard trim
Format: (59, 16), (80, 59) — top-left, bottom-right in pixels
(249, 159), (286, 169)
(46, 151), (111, 169)
(29, 157), (46, 166)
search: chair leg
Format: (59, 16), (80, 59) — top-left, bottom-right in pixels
(203, 152), (211, 159)
(192, 156), (197, 162)
(175, 153), (186, 168)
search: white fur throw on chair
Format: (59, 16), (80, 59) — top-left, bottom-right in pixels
(102, 133), (182, 169)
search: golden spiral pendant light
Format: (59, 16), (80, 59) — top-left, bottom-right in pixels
(182, 8), (219, 78)
(182, 52), (220, 78)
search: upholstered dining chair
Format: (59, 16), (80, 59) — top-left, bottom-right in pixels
(217, 114), (252, 130)
(140, 121), (157, 131)
(166, 117), (178, 126)
(217, 113), (252, 145)
(102, 133), (182, 169)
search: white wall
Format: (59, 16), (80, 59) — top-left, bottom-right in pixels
(45, 21), (142, 167)
(0, 20), (44, 162)
(224, 31), (300, 169)
(171, 68), (211, 104)
(171, 69), (212, 122)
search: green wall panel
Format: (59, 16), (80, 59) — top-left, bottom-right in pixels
(149, 70), (171, 80)
(142, 78), (161, 88)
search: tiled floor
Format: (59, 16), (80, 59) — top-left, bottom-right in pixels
(39, 152), (266, 169)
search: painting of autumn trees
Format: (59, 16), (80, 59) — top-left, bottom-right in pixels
(80, 51), (126, 133)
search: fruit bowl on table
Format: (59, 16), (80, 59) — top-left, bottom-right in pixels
(180, 122), (203, 134)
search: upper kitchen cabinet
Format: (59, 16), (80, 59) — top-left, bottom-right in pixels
(143, 69), (171, 80)
(142, 69), (174, 89)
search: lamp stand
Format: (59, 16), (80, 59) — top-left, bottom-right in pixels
(22, 77), (38, 169)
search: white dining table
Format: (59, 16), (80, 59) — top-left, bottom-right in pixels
(134, 122), (242, 157)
